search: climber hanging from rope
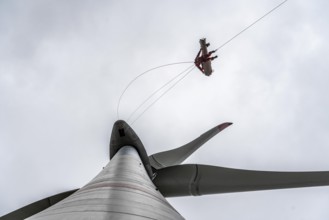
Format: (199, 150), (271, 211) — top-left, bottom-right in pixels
(194, 38), (218, 76)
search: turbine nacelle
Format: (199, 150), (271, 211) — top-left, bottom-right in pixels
(110, 120), (153, 178)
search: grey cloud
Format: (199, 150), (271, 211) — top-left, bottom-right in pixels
(1, 0), (329, 219)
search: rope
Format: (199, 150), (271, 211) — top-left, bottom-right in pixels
(131, 67), (196, 124)
(215, 0), (288, 51)
(116, 0), (288, 122)
(127, 64), (195, 123)
(116, 61), (193, 119)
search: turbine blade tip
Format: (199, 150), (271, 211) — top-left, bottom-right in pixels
(217, 122), (233, 131)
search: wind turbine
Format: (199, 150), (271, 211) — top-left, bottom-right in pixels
(2, 120), (329, 219)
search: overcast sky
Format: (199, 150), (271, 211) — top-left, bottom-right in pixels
(1, 0), (329, 219)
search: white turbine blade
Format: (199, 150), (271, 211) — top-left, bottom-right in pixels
(1, 189), (78, 220)
(154, 164), (329, 197)
(149, 123), (232, 169)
